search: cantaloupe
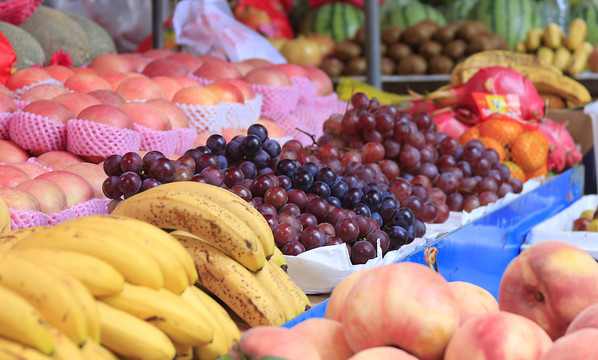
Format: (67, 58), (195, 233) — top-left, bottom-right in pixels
(0, 21), (45, 70)
(66, 13), (116, 60)
(19, 6), (91, 67)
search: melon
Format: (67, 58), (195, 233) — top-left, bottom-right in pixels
(445, 0), (478, 22)
(572, 3), (598, 46)
(381, 1), (447, 29)
(0, 21), (45, 69)
(19, 6), (91, 67)
(66, 13), (116, 60)
(301, 2), (365, 42)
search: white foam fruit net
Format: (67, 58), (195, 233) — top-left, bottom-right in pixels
(291, 77), (318, 107)
(176, 102), (225, 135)
(250, 83), (300, 113)
(66, 119), (141, 160)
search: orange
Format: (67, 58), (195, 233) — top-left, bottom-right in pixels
(458, 126), (480, 147)
(478, 117), (523, 147)
(510, 131), (549, 173)
(478, 136), (506, 162)
(526, 163), (548, 181)
(503, 161), (526, 183)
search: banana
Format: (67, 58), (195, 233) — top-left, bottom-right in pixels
(112, 186), (266, 272)
(0, 197), (11, 235)
(0, 285), (54, 355)
(269, 260), (312, 318)
(81, 340), (119, 360)
(95, 301), (176, 360)
(147, 182), (276, 260)
(13, 223), (164, 290)
(172, 230), (286, 327)
(0, 252), (88, 345)
(253, 260), (297, 322)
(565, 18), (587, 51)
(540, 93), (567, 110)
(527, 70), (592, 106)
(543, 23), (562, 49)
(0, 337), (53, 360)
(537, 46), (555, 65)
(49, 328), (85, 360)
(99, 283), (213, 346)
(63, 215), (189, 294)
(173, 344), (194, 360)
(552, 46), (572, 72)
(567, 41), (593, 77)
(0, 226), (50, 252)
(13, 248), (124, 297)
(514, 41), (526, 53)
(269, 246), (288, 272)
(525, 28), (544, 52)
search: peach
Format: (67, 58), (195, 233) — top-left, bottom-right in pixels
(118, 53), (148, 72)
(193, 133), (211, 147)
(197, 55), (227, 63)
(77, 104), (134, 130)
(0, 93), (17, 113)
(116, 76), (163, 101)
(9, 162), (46, 179)
(35, 150), (84, 171)
(22, 100), (74, 124)
(118, 102), (171, 131)
(168, 53), (203, 72)
(150, 76), (183, 101)
(88, 89), (126, 107)
(192, 60), (242, 81)
(88, 53), (133, 74)
(5, 67), (52, 91)
(325, 267), (378, 322)
(565, 302), (598, 334)
(173, 76), (200, 88)
(220, 79), (255, 101)
(100, 71), (129, 90)
(63, 73), (112, 93)
(348, 347), (418, 360)
(244, 66), (292, 87)
(275, 63), (309, 78)
(231, 61), (255, 76)
(141, 58), (188, 77)
(444, 311), (553, 360)
(256, 117), (288, 139)
(233, 326), (320, 360)
(540, 328), (598, 359)
(303, 65), (334, 96)
(341, 262), (459, 359)
(171, 86), (221, 106)
(71, 67), (98, 76)
(52, 92), (101, 117)
(63, 162), (107, 198)
(19, 84), (68, 103)
(0, 165), (30, 187)
(146, 99), (190, 128)
(0, 83), (12, 98)
(203, 81), (245, 103)
(142, 49), (175, 60)
(0, 187), (40, 211)
(448, 281), (499, 321)
(242, 58), (274, 68)
(290, 318), (354, 360)
(498, 241), (598, 340)
(16, 179), (67, 214)
(0, 140), (29, 163)
(44, 65), (74, 83)
(35, 170), (95, 207)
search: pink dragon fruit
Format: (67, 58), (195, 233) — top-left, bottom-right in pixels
(537, 117), (582, 172)
(432, 110), (470, 140)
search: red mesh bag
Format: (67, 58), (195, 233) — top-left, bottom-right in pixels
(9, 111), (68, 155)
(0, 0), (43, 26)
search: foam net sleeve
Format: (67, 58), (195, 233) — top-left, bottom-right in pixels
(249, 83), (300, 113)
(291, 77), (318, 107)
(9, 111), (67, 155)
(174, 127), (198, 156)
(66, 119), (141, 160)
(176, 102), (225, 135)
(13, 99), (28, 110)
(186, 73), (214, 86)
(133, 124), (179, 158)
(0, 112), (13, 140)
(9, 208), (48, 230)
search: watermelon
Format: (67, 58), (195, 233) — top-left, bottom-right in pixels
(381, 1), (447, 29)
(301, 2), (365, 42)
(444, 0), (478, 22)
(572, 2), (598, 46)
(467, 0), (542, 50)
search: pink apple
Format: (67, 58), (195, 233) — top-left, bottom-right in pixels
(142, 49), (175, 60)
(88, 53), (133, 74)
(116, 76), (164, 101)
(220, 79), (255, 101)
(52, 92), (102, 117)
(9, 162), (46, 179)
(35, 170), (95, 207)
(118, 102), (171, 131)
(244, 66), (292, 87)
(22, 100), (74, 124)
(171, 86), (221, 106)
(0, 93), (17, 113)
(167, 53), (203, 72)
(565, 303), (598, 334)
(150, 76), (183, 101)
(88, 89), (126, 107)
(325, 267), (378, 322)
(242, 58), (274, 68)
(72, 67), (99, 76)
(76, 104), (134, 130)
(19, 84), (68, 103)
(192, 60), (242, 81)
(231, 61), (255, 76)
(0, 140), (29, 163)
(0, 83), (12, 97)
(16, 179), (68, 214)
(0, 165), (30, 187)
(0, 186), (40, 211)
(275, 63), (309, 78)
(44, 65), (75, 83)
(63, 162), (107, 198)
(100, 71), (129, 90)
(118, 53), (148, 72)
(63, 73), (112, 93)
(303, 65), (334, 96)
(146, 99), (190, 128)
(348, 347), (418, 360)
(5, 67), (52, 91)
(448, 281), (499, 322)
(35, 150), (84, 171)
(232, 326), (320, 360)
(203, 81), (245, 103)
(141, 58), (188, 77)
(256, 117), (288, 139)
(541, 328), (598, 359)
(173, 76), (200, 88)
(290, 318), (354, 360)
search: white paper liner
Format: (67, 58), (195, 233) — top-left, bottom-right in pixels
(9, 111), (67, 155)
(176, 102), (225, 135)
(0, 112), (12, 140)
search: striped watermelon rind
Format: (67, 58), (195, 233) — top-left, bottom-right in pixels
(444, 0), (478, 22)
(301, 2), (365, 42)
(572, 2), (598, 46)
(381, 1), (447, 29)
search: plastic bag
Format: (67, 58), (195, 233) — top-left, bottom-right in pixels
(173, 0), (286, 63)
(0, 32), (16, 85)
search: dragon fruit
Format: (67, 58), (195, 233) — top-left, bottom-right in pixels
(537, 117), (582, 172)
(431, 110), (469, 140)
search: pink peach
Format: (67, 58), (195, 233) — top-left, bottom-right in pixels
(167, 53), (203, 72)
(52, 92), (102, 117)
(63, 162), (107, 199)
(44, 65), (74, 83)
(88, 53), (133, 74)
(348, 347), (418, 360)
(192, 60), (242, 81)
(118, 102), (171, 131)
(146, 99), (190, 128)
(0, 186), (40, 211)
(116, 76), (164, 101)
(35, 170), (95, 207)
(77, 104), (134, 130)
(141, 58), (188, 77)
(63, 73), (112, 93)
(150, 76), (183, 101)
(87, 89), (126, 107)
(171, 86), (220, 106)
(5, 67), (52, 91)
(19, 84), (68, 103)
(0, 140), (29, 163)
(34, 150), (84, 171)
(16, 179), (67, 214)
(22, 100), (74, 124)
(0, 165), (30, 187)
(290, 318), (354, 360)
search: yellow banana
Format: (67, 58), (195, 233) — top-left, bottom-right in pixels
(96, 301), (176, 360)
(537, 46), (555, 65)
(543, 23), (562, 49)
(0, 197), (11, 235)
(0, 252), (88, 345)
(63, 215), (188, 294)
(552, 46), (572, 72)
(150, 182), (275, 260)
(173, 344), (194, 360)
(0, 285), (54, 355)
(172, 230), (286, 327)
(81, 340), (119, 360)
(525, 28), (543, 52)
(565, 18), (587, 51)
(13, 248), (124, 297)
(99, 283), (213, 346)
(112, 186), (266, 272)
(527, 70), (592, 106)
(253, 261), (297, 322)
(269, 246), (288, 272)
(13, 224), (164, 290)
(269, 260), (312, 318)
(567, 41), (593, 77)
(0, 337), (53, 360)
(0, 226), (50, 252)
(49, 328), (85, 360)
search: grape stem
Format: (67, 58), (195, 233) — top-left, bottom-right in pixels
(424, 247), (439, 273)
(295, 127), (362, 154)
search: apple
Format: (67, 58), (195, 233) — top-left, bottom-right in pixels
(100, 71), (130, 90)
(171, 86), (221, 106)
(35, 170), (95, 207)
(192, 60), (242, 82)
(325, 267), (378, 322)
(444, 311), (553, 360)
(173, 76), (200, 88)
(88, 53), (133, 74)
(116, 76), (164, 101)
(256, 117), (288, 139)
(498, 240), (598, 340)
(203, 81), (245, 103)
(52, 92), (102, 117)
(63, 162), (107, 198)
(142, 48), (175, 60)
(19, 84), (68, 103)
(22, 100), (74, 124)
(72, 67), (99, 76)
(565, 302), (598, 334)
(5, 67), (52, 92)
(44, 65), (74, 83)
(0, 93), (17, 113)
(118, 53), (148, 72)
(150, 76), (183, 101)
(10, 162), (47, 179)
(118, 102), (172, 131)
(167, 53), (203, 72)
(146, 99), (190, 128)
(35, 150), (85, 170)
(0, 140), (29, 163)
(303, 65), (334, 96)
(88, 89), (126, 107)
(0, 187), (40, 211)
(141, 58), (188, 77)
(244, 66), (292, 87)
(348, 347), (418, 360)
(16, 179), (68, 214)
(340, 262), (459, 359)
(275, 63), (309, 79)
(231, 326), (320, 360)
(0, 165), (31, 187)
(0, 83), (12, 97)
(290, 318), (354, 360)
(77, 104), (134, 130)
(448, 281), (499, 322)
(242, 58), (274, 68)
(541, 328), (598, 359)
(231, 61), (255, 76)
(63, 73), (112, 93)
(223, 79), (256, 101)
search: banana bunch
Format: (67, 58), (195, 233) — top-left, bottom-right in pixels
(516, 18), (592, 78)
(0, 214), (244, 360)
(451, 50), (592, 109)
(0, 197), (11, 235)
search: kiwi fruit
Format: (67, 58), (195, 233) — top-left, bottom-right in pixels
(429, 55), (454, 74)
(387, 42), (413, 62)
(319, 57), (344, 78)
(417, 19), (440, 36)
(456, 20), (488, 42)
(333, 40), (362, 61)
(433, 22), (461, 44)
(401, 22), (437, 47)
(380, 42), (388, 56)
(488, 34), (509, 50)
(466, 35), (496, 55)
(443, 39), (467, 60)
(397, 54), (428, 75)
(381, 57), (396, 75)
(381, 25), (402, 45)
(419, 41), (443, 58)
(343, 57), (367, 76)
(353, 26), (367, 46)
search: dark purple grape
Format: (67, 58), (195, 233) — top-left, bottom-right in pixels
(297, 213), (318, 229)
(275, 159), (299, 177)
(279, 203), (301, 217)
(507, 178), (523, 194)
(365, 229), (390, 253)
(102, 176), (123, 199)
(257, 203), (278, 217)
(251, 174), (276, 198)
(230, 135), (245, 143)
(335, 218), (360, 244)
(225, 141), (244, 162)
(196, 153), (220, 173)
(103, 154), (123, 176)
(276, 223), (299, 248)
(315, 167), (337, 186)
(217, 155), (228, 170)
(299, 226), (327, 250)
(342, 188), (364, 209)
(291, 170), (314, 193)
(118, 171), (142, 198)
(327, 196), (341, 208)
(257, 167), (274, 176)
(247, 123), (268, 142)
(140, 178), (161, 192)
(149, 158), (175, 183)
(446, 192), (464, 212)
(401, 196), (423, 218)
(362, 189), (383, 211)
(352, 203), (371, 218)
(304, 197), (330, 222)
(241, 134), (262, 156)
(351, 240), (376, 264)
(277, 175), (292, 191)
(262, 139), (281, 158)
(309, 181), (331, 199)
(330, 180), (349, 199)
(413, 218), (426, 238)
(238, 161), (258, 179)
(206, 134), (227, 155)
(392, 207), (415, 228)
(199, 166), (224, 186)
(413, 112), (433, 130)
(224, 167), (245, 187)
(248, 149), (271, 169)
(387, 225), (409, 250)
(263, 214), (278, 230)
(379, 197), (399, 222)
(300, 162), (320, 178)
(287, 189), (308, 211)
(190, 175), (208, 183)
(324, 236), (344, 246)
